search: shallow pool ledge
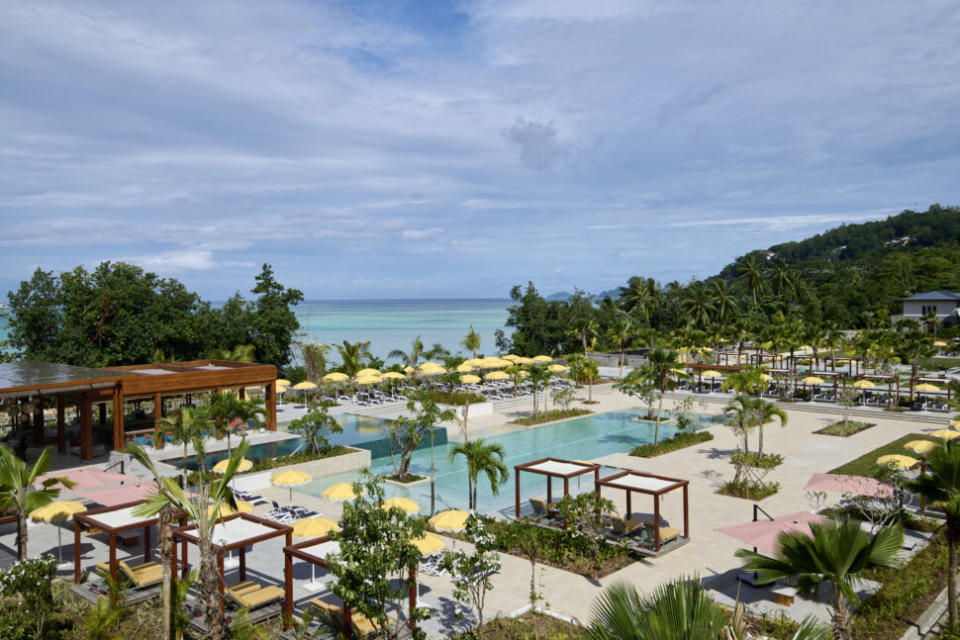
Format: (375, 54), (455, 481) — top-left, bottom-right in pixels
(229, 446), (372, 492)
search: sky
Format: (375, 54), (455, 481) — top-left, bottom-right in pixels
(1, 0), (959, 300)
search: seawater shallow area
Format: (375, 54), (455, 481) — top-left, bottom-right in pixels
(299, 409), (722, 516)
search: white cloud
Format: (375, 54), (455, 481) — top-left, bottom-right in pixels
(401, 227), (444, 240)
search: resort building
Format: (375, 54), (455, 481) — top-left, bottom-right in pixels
(896, 290), (960, 327)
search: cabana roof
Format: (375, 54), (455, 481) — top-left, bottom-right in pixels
(75, 500), (162, 534)
(284, 535), (340, 568)
(514, 457), (598, 478)
(596, 470), (688, 495)
(173, 513), (292, 552)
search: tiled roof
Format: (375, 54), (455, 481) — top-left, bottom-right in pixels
(899, 291), (960, 301)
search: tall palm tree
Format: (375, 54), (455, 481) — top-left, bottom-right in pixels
(208, 344), (256, 362)
(128, 438), (249, 640)
(736, 254), (766, 305)
(709, 279), (737, 324)
(460, 326), (482, 359)
(159, 406), (210, 486)
(620, 277), (659, 323)
(388, 335), (424, 370)
(581, 358), (599, 403)
(336, 340), (371, 377)
(736, 518), (903, 640)
(605, 313), (634, 379)
(722, 396), (756, 483)
(753, 396), (787, 457)
(681, 281), (716, 329)
(448, 439), (508, 510)
(525, 364), (554, 417)
(768, 257), (795, 301)
(0, 445), (72, 561)
(902, 443), (960, 627)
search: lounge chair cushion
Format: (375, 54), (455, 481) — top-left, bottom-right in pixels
(610, 515), (643, 535)
(227, 584), (284, 609)
(310, 598), (379, 636)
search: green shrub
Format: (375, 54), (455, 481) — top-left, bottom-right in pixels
(631, 430), (713, 457)
(186, 445), (353, 484)
(0, 556), (73, 639)
(718, 480), (780, 500)
(422, 390), (486, 405)
(511, 408), (591, 426)
(815, 420), (875, 437)
(730, 452), (783, 469)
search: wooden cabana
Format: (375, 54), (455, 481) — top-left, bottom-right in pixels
(514, 458), (600, 523)
(172, 513), (292, 615)
(282, 535), (418, 638)
(73, 500), (187, 584)
(595, 470), (689, 552)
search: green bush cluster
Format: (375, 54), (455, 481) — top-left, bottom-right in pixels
(422, 389), (487, 405)
(511, 408), (591, 426)
(730, 451), (784, 470)
(631, 431), (714, 457)
(0, 556), (73, 639)
(719, 480), (780, 500)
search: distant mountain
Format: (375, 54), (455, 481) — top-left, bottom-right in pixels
(545, 288), (621, 303)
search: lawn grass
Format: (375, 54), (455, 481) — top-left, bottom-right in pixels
(815, 420), (876, 437)
(459, 612), (586, 639)
(828, 433), (928, 476)
(630, 430), (714, 457)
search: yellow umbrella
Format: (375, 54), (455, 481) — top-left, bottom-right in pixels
(418, 361), (444, 370)
(30, 500), (87, 563)
(486, 371), (509, 380)
(502, 354), (522, 362)
(701, 370), (723, 377)
(322, 482), (365, 502)
(272, 470), (313, 503)
(514, 357), (534, 365)
(208, 501), (253, 518)
(213, 458), (253, 473)
(411, 532), (444, 556)
(381, 371), (406, 380)
(485, 358), (513, 368)
(915, 383), (940, 392)
(463, 358), (485, 367)
(293, 381), (318, 390)
(356, 368), (381, 377)
(904, 440), (938, 455)
(382, 497), (420, 515)
(853, 380), (875, 389)
(429, 509), (470, 532)
(322, 372), (349, 383)
(292, 516), (340, 538)
(934, 340), (949, 347)
(355, 375), (382, 385)
(531, 355), (554, 363)
(548, 364), (568, 373)
(877, 454), (918, 470)
(760, 374), (772, 381)
(516, 370), (529, 378)
(801, 376), (824, 384)
(460, 374), (481, 384)
(403, 366), (415, 374)
(931, 429), (960, 440)
(276, 379), (291, 386)
(456, 363), (475, 372)
(671, 368), (688, 376)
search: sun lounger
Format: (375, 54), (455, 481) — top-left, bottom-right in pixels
(96, 560), (163, 589)
(609, 515), (644, 536)
(529, 497), (556, 517)
(226, 582), (284, 610)
(311, 598), (379, 636)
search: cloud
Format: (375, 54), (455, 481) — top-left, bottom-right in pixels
(401, 227), (443, 240)
(666, 212), (895, 233)
(502, 118), (572, 170)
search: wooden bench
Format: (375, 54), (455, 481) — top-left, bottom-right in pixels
(773, 586), (797, 607)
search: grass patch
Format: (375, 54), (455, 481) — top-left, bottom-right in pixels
(718, 481), (780, 500)
(424, 390), (486, 405)
(631, 430), (714, 457)
(459, 612), (586, 639)
(730, 452), (783, 469)
(932, 357), (960, 369)
(511, 408), (592, 426)
(815, 420), (876, 437)
(828, 433), (928, 476)
(853, 532), (949, 640)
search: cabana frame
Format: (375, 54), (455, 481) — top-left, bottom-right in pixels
(514, 457), (600, 526)
(595, 470), (689, 552)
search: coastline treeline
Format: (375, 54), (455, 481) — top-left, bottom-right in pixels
(4, 262), (302, 368)
(498, 205), (960, 355)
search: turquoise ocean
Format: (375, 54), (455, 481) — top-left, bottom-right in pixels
(0, 299), (512, 364)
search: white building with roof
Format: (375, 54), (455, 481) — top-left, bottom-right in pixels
(896, 290), (960, 327)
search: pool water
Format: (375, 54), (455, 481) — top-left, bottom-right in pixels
(165, 413), (391, 470)
(299, 409), (719, 515)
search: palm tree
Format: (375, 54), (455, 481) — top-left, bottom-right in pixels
(899, 329), (936, 400)
(769, 257), (795, 301)
(581, 358), (599, 403)
(388, 335), (424, 371)
(620, 277), (659, 323)
(736, 518), (903, 640)
(127, 438), (249, 640)
(448, 439), (508, 510)
(525, 364), (554, 417)
(709, 279), (737, 324)
(159, 406), (210, 487)
(736, 254), (765, 305)
(0, 445), (72, 560)
(619, 347), (683, 445)
(209, 344), (256, 362)
(902, 443), (960, 627)
(753, 396), (787, 457)
(336, 340), (372, 377)
(605, 313), (634, 378)
(681, 281), (716, 329)
(461, 326), (482, 359)
(722, 396), (756, 483)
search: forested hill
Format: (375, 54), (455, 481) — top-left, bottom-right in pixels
(720, 204), (960, 276)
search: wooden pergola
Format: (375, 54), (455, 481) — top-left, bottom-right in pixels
(0, 360), (277, 460)
(282, 535), (418, 638)
(172, 513), (292, 614)
(514, 458), (600, 523)
(73, 500), (187, 584)
(595, 470), (689, 552)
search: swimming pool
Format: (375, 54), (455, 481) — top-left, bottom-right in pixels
(165, 413), (392, 470)
(299, 409), (719, 515)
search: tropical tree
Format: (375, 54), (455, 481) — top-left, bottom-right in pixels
(736, 254), (766, 305)
(461, 326), (482, 359)
(605, 313), (634, 378)
(335, 340), (372, 377)
(288, 401), (343, 455)
(620, 276), (659, 323)
(681, 281), (716, 328)
(384, 392), (454, 481)
(448, 439), (508, 510)
(127, 437), (250, 640)
(0, 445), (72, 561)
(581, 358), (599, 403)
(524, 364), (554, 417)
(709, 279), (738, 324)
(769, 257), (796, 301)
(158, 406), (211, 486)
(388, 335), (424, 371)
(615, 347), (684, 445)
(299, 341), (330, 383)
(723, 395), (757, 469)
(902, 442), (960, 627)
(441, 516), (501, 638)
(208, 343), (256, 363)
(752, 396), (787, 457)
(736, 518), (903, 640)
(898, 329), (936, 400)
(721, 366), (767, 398)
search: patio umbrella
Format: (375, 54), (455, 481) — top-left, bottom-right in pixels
(78, 481), (160, 507)
(355, 368), (381, 377)
(382, 497), (420, 515)
(456, 363), (475, 372)
(514, 357), (534, 365)
(272, 470), (313, 504)
(36, 467), (133, 492)
(30, 500), (87, 564)
(502, 354), (522, 362)
(717, 511), (824, 555)
(531, 355), (554, 363)
(930, 429), (960, 440)
(548, 364), (568, 373)
(460, 374), (481, 384)
(403, 366), (415, 374)
(516, 370), (529, 378)
(276, 379), (292, 386)
(915, 383), (940, 392)
(904, 440), (937, 455)
(853, 380), (875, 389)
(486, 371), (509, 380)
(876, 455), (918, 470)
(935, 340), (949, 347)
(292, 517), (340, 590)
(381, 371), (406, 380)
(801, 376), (824, 384)
(292, 381), (317, 405)
(322, 482), (364, 502)
(411, 532), (444, 556)
(208, 500), (253, 518)
(355, 375), (382, 385)
(701, 370), (722, 378)
(213, 458), (252, 473)
(429, 509), (469, 532)
(322, 372), (349, 383)
(485, 358), (513, 368)
(803, 473), (893, 498)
